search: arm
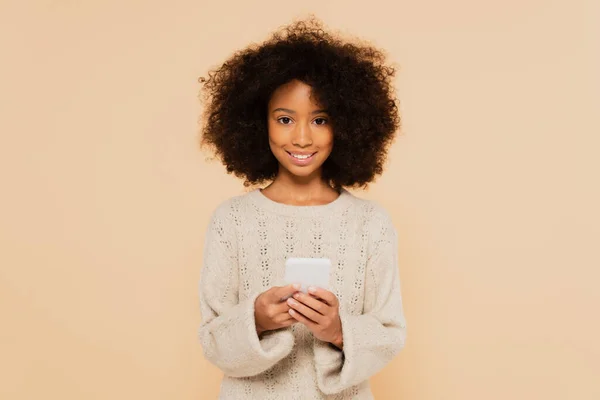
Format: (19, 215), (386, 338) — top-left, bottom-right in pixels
(313, 209), (407, 394)
(198, 204), (295, 377)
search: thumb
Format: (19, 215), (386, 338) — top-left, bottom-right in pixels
(274, 283), (301, 301)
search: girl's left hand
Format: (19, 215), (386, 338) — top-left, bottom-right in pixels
(286, 287), (344, 349)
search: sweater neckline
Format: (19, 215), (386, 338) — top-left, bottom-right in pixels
(249, 187), (352, 217)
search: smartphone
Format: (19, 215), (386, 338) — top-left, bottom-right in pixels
(284, 257), (331, 294)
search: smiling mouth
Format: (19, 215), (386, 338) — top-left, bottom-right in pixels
(286, 151), (317, 160)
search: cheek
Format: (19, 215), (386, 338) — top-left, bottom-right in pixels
(318, 131), (334, 152)
(267, 123), (286, 147)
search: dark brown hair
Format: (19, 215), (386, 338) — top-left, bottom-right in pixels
(199, 16), (400, 188)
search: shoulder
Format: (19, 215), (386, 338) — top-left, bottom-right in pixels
(345, 192), (398, 257)
(212, 190), (257, 215)
(206, 191), (256, 228)
(345, 191), (395, 228)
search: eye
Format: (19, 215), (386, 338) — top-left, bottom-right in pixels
(313, 117), (328, 125)
(277, 117), (293, 125)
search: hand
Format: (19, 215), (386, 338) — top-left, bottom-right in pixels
(286, 287), (344, 349)
(254, 284), (301, 336)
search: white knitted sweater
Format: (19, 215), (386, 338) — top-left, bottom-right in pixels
(198, 188), (407, 399)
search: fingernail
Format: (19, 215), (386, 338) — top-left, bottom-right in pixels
(293, 293), (300, 299)
(287, 298), (295, 306)
(308, 286), (316, 294)
(292, 283), (301, 290)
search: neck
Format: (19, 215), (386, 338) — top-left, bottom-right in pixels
(264, 168), (338, 204)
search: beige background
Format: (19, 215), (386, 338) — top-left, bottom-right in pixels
(1, 0), (599, 399)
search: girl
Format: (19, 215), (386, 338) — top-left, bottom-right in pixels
(198, 17), (407, 399)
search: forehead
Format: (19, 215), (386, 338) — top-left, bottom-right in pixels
(268, 79), (322, 110)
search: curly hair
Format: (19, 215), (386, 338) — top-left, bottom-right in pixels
(198, 16), (400, 189)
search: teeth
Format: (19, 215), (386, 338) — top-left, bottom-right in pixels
(291, 153), (313, 159)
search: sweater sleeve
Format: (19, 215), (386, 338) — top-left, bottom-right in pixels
(198, 203), (295, 378)
(313, 207), (407, 394)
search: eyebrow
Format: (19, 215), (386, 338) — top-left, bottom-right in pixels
(272, 108), (328, 115)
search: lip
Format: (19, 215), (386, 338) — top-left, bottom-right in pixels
(286, 150), (317, 166)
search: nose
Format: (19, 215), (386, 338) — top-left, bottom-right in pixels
(291, 122), (313, 148)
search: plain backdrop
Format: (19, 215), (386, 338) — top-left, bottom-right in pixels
(1, 0), (599, 399)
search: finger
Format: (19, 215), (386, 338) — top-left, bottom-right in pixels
(273, 283), (301, 301)
(279, 318), (297, 328)
(308, 286), (338, 307)
(271, 299), (293, 315)
(287, 297), (324, 324)
(288, 308), (317, 329)
(274, 312), (295, 324)
(292, 292), (328, 315)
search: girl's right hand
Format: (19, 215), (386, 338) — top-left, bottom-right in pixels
(254, 283), (300, 336)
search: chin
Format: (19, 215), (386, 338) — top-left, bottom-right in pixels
(286, 165), (320, 177)
(276, 159), (323, 179)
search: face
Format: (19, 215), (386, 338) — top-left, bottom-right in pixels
(267, 79), (334, 181)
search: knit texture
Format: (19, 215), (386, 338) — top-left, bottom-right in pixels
(198, 188), (407, 399)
